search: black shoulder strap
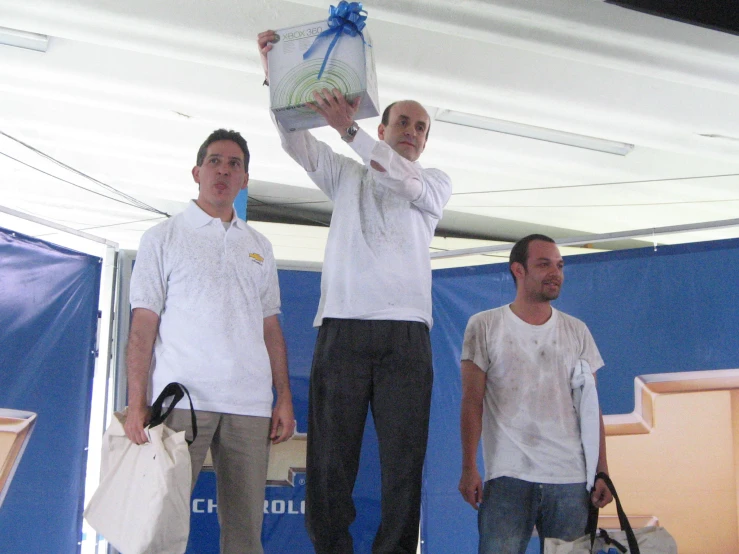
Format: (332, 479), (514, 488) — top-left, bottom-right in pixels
(586, 472), (640, 554)
(147, 382), (198, 445)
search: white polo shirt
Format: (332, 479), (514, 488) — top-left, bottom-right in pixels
(130, 200), (281, 417)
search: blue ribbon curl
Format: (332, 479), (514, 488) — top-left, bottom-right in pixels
(302, 1), (369, 81)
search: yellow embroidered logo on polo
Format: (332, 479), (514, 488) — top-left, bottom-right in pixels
(249, 252), (264, 265)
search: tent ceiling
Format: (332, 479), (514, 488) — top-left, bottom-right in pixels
(1, 0), (738, 267)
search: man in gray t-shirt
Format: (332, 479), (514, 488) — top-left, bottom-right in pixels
(459, 234), (613, 554)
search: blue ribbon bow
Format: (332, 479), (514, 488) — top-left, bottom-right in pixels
(302, 1), (369, 81)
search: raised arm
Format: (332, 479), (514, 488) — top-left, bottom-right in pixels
(263, 314), (295, 444)
(123, 307), (160, 444)
(307, 88), (452, 217)
(258, 29), (319, 168)
(459, 360), (487, 510)
(258, 31), (356, 198)
(257, 29), (276, 84)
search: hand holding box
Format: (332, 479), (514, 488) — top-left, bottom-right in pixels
(268, 1), (379, 132)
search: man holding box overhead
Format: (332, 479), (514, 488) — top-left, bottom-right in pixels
(259, 28), (452, 554)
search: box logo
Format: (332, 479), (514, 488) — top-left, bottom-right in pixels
(249, 252), (264, 265)
(279, 27), (324, 43)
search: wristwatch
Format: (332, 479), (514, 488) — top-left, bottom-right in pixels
(341, 122), (359, 143)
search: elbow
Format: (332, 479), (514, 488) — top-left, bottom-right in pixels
(398, 179), (424, 203)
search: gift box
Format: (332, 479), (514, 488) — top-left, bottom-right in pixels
(268, 3), (379, 132)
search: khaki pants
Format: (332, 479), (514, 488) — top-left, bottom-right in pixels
(167, 409), (270, 554)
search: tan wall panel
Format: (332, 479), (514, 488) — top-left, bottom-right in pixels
(604, 390), (738, 553)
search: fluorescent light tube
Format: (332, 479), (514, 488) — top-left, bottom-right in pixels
(0, 26), (48, 53)
(436, 109), (634, 156)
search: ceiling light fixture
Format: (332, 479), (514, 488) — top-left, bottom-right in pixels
(699, 133), (739, 143)
(435, 109), (634, 156)
(0, 26), (49, 53)
(429, 216), (739, 259)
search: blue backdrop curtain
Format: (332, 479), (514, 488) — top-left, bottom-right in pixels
(0, 227), (102, 554)
(422, 238), (739, 553)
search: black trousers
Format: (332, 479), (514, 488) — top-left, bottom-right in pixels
(305, 318), (434, 554)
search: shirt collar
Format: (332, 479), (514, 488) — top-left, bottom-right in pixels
(506, 303), (558, 329)
(183, 200), (247, 230)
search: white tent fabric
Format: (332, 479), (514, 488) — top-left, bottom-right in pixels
(1, 0), (738, 265)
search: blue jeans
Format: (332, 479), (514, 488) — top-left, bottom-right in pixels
(478, 476), (590, 554)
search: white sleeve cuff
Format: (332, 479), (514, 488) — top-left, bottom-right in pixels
(348, 127), (376, 163)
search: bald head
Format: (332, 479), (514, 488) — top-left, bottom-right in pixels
(378, 100), (431, 162)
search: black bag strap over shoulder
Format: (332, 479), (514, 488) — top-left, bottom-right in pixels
(587, 472), (640, 554)
(147, 382), (198, 445)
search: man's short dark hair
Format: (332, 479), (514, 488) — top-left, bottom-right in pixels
(381, 101), (431, 140)
(196, 129), (250, 172)
(509, 234), (556, 284)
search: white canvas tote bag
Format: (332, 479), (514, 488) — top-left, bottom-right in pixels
(544, 473), (677, 554)
(85, 383), (198, 554)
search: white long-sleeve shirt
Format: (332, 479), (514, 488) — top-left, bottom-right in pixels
(277, 122), (452, 328)
(571, 359), (600, 490)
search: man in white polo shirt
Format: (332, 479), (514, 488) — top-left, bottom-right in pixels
(458, 234), (612, 554)
(258, 30), (452, 554)
(124, 129), (295, 554)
